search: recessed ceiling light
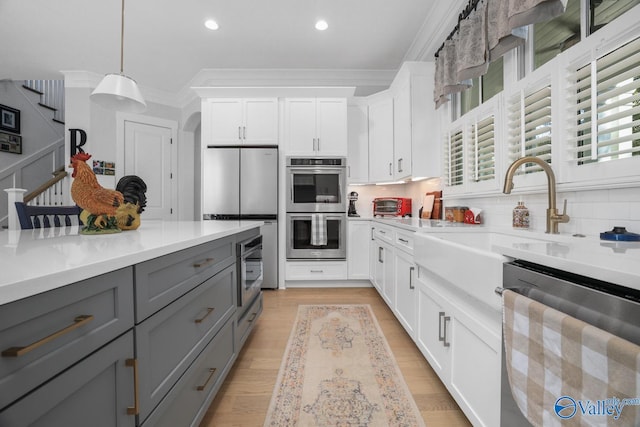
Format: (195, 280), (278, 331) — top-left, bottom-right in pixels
(315, 20), (328, 31)
(204, 19), (219, 30)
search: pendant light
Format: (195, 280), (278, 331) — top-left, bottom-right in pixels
(91, 0), (146, 113)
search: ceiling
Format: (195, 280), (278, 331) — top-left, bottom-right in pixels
(0, 0), (459, 97)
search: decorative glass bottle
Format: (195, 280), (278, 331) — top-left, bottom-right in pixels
(513, 199), (529, 229)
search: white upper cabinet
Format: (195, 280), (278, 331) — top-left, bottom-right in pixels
(392, 62), (440, 181)
(203, 98), (278, 146)
(347, 103), (369, 183)
(284, 98), (347, 155)
(368, 96), (394, 182)
(393, 75), (412, 180)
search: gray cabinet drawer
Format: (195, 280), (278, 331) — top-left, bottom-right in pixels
(0, 268), (134, 410)
(236, 292), (263, 349)
(141, 317), (236, 427)
(136, 263), (236, 422)
(0, 330), (135, 427)
(134, 236), (235, 322)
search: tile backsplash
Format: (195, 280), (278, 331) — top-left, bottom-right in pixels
(349, 180), (640, 238)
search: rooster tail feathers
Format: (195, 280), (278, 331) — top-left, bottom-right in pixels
(116, 175), (148, 213)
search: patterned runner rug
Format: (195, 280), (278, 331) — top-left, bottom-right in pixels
(263, 304), (426, 426)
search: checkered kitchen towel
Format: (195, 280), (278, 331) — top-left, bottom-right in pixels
(503, 289), (640, 427)
(310, 214), (327, 246)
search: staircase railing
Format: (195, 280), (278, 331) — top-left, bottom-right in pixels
(23, 166), (68, 206)
(23, 80), (65, 123)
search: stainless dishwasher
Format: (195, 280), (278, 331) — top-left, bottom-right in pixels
(500, 260), (640, 426)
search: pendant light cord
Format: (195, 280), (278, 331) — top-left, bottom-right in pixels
(120, 0), (125, 74)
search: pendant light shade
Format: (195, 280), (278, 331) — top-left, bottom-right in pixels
(90, 0), (146, 112)
(91, 73), (146, 113)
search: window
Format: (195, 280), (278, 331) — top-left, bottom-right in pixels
(569, 37), (640, 165)
(507, 85), (553, 175)
(444, 129), (464, 187)
(468, 115), (496, 183)
(533, 0), (639, 70)
(459, 58), (504, 117)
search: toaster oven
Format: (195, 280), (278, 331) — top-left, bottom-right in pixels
(373, 197), (412, 217)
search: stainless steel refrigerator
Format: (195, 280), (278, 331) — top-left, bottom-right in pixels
(202, 146), (278, 289)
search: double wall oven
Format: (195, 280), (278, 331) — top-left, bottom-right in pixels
(286, 157), (347, 260)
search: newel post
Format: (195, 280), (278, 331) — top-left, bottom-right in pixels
(4, 188), (27, 231)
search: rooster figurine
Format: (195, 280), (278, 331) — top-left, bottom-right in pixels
(69, 152), (147, 234)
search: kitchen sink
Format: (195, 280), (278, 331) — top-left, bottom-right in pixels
(413, 230), (554, 311)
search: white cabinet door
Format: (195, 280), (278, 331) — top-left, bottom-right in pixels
(347, 220), (370, 280)
(347, 104), (369, 183)
(393, 77), (412, 180)
(206, 99), (244, 145)
(285, 98), (319, 153)
(368, 225), (377, 284)
(243, 99), (278, 145)
(394, 249), (417, 339)
(381, 242), (395, 308)
(449, 306), (501, 427)
(416, 272), (451, 380)
(285, 98), (347, 155)
(316, 98), (347, 155)
(205, 98), (278, 146)
(368, 97), (394, 182)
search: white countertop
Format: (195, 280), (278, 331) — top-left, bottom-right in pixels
(0, 220), (263, 306)
(371, 217), (640, 291)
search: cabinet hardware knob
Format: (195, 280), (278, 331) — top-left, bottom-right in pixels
(310, 269), (324, 273)
(248, 312), (258, 322)
(194, 307), (215, 324)
(196, 368), (218, 391)
(399, 238), (408, 243)
(2, 314), (94, 357)
(378, 246), (383, 263)
(193, 258), (215, 268)
(126, 358), (140, 415)
(409, 266), (415, 290)
(238, 126), (242, 140)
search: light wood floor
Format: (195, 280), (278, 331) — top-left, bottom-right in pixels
(199, 287), (472, 427)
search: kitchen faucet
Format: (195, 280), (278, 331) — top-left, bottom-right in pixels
(503, 156), (569, 234)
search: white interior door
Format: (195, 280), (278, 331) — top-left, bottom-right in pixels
(124, 121), (173, 220)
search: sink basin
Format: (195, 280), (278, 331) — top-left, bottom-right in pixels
(414, 231), (514, 311)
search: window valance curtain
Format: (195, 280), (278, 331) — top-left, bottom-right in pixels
(434, 0), (568, 109)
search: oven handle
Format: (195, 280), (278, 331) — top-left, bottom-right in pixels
(288, 167), (345, 174)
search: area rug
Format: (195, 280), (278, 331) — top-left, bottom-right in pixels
(264, 304), (426, 426)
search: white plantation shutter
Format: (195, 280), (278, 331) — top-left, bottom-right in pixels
(507, 86), (552, 175)
(468, 116), (495, 182)
(568, 36), (640, 165)
(444, 129), (464, 187)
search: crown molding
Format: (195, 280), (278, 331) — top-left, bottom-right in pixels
(177, 68), (396, 106)
(403, 0), (467, 62)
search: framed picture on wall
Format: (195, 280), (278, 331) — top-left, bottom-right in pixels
(0, 104), (21, 134)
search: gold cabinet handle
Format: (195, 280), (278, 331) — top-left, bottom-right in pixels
(2, 314), (94, 357)
(196, 368), (217, 391)
(193, 257), (215, 268)
(126, 358), (139, 415)
(194, 307), (215, 324)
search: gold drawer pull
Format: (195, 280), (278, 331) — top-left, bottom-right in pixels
(195, 307), (215, 324)
(2, 314), (94, 358)
(126, 358), (139, 415)
(193, 257), (215, 268)
(196, 368), (217, 391)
